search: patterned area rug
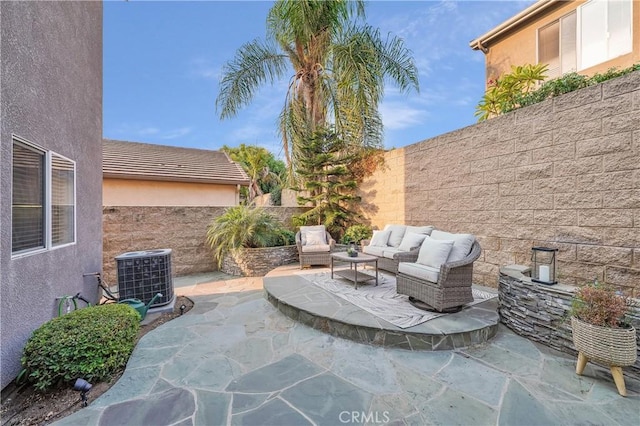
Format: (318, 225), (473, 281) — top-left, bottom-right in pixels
(299, 271), (497, 329)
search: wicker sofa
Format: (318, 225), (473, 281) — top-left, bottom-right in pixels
(361, 225), (434, 273)
(396, 231), (482, 312)
(295, 225), (336, 269)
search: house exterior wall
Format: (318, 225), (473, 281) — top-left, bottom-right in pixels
(0, 1), (103, 389)
(358, 71), (640, 295)
(103, 178), (240, 206)
(483, 0), (640, 83)
(102, 206), (307, 284)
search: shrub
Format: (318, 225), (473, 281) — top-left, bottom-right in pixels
(477, 63), (639, 120)
(341, 224), (373, 244)
(21, 304), (140, 390)
(206, 205), (293, 267)
(570, 279), (629, 328)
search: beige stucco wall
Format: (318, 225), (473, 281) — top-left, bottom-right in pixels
(483, 0), (639, 82)
(358, 71), (640, 294)
(103, 178), (240, 206)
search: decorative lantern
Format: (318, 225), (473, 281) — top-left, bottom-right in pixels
(531, 247), (558, 285)
(348, 242), (358, 257)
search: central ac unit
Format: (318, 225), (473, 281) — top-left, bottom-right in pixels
(115, 249), (174, 306)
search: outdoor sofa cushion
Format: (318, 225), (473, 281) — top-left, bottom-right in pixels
(430, 230), (474, 263)
(369, 230), (391, 247)
(416, 237), (455, 268)
(397, 262), (440, 282)
(383, 224), (407, 247)
(398, 232), (428, 251)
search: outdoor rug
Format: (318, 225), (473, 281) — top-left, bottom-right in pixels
(299, 271), (497, 329)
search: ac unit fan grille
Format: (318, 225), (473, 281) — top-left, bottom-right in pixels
(116, 249), (174, 306)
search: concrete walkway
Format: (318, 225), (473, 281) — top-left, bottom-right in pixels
(55, 269), (640, 426)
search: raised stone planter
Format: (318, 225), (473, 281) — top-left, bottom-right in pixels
(499, 265), (640, 381)
(221, 245), (298, 277)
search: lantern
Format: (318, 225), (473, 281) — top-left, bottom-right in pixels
(531, 247), (558, 285)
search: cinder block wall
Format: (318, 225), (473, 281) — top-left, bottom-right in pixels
(359, 71), (640, 294)
(102, 206), (307, 284)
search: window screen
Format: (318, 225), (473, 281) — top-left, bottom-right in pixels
(12, 141), (45, 253)
(51, 154), (75, 246)
(538, 21), (560, 78)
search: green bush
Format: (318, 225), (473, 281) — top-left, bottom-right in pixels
(21, 304), (140, 390)
(341, 224), (373, 244)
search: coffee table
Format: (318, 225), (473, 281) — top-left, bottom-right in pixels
(330, 252), (378, 289)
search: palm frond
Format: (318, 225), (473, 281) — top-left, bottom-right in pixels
(216, 40), (289, 119)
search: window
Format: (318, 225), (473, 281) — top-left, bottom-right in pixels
(538, 12), (577, 79)
(579, 0), (632, 70)
(12, 141), (45, 253)
(538, 0), (632, 77)
(11, 136), (76, 255)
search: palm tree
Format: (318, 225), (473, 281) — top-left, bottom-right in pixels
(216, 0), (419, 175)
(222, 144), (284, 203)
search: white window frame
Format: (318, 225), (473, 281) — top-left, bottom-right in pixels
(11, 135), (77, 258)
(537, 0), (633, 76)
(577, 0), (633, 71)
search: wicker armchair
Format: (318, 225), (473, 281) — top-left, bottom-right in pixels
(295, 228), (336, 269)
(396, 240), (482, 312)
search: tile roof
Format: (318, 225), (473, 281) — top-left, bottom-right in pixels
(103, 139), (250, 185)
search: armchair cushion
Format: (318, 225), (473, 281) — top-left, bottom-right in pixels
(383, 224), (407, 247)
(301, 244), (331, 253)
(370, 230), (391, 247)
(430, 230), (474, 263)
(416, 237), (454, 269)
(398, 232), (428, 251)
(304, 230), (327, 246)
(300, 225), (327, 245)
(398, 262), (440, 283)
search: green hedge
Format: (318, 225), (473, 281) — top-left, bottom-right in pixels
(21, 303), (140, 390)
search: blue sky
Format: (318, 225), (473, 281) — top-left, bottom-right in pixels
(104, 0), (535, 156)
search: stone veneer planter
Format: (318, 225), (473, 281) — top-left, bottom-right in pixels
(498, 265), (640, 382)
(221, 245), (298, 277)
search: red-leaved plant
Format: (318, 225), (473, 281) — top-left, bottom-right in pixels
(570, 279), (629, 328)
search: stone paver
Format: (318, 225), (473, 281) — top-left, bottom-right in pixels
(54, 270), (640, 426)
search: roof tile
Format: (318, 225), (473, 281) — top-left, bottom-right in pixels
(103, 139), (250, 185)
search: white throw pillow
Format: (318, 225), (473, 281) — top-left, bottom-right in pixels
(417, 236), (455, 269)
(300, 225), (325, 245)
(398, 232), (427, 251)
(304, 230), (327, 246)
(430, 230), (475, 263)
(369, 230), (391, 247)
(383, 224), (407, 247)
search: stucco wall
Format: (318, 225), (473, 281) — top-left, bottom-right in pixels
(0, 1), (103, 389)
(483, 0), (640, 82)
(359, 71), (640, 294)
(102, 206), (307, 284)
(103, 178), (240, 206)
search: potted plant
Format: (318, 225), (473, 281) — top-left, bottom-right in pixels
(570, 278), (637, 396)
(206, 205), (296, 276)
(341, 224), (373, 252)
